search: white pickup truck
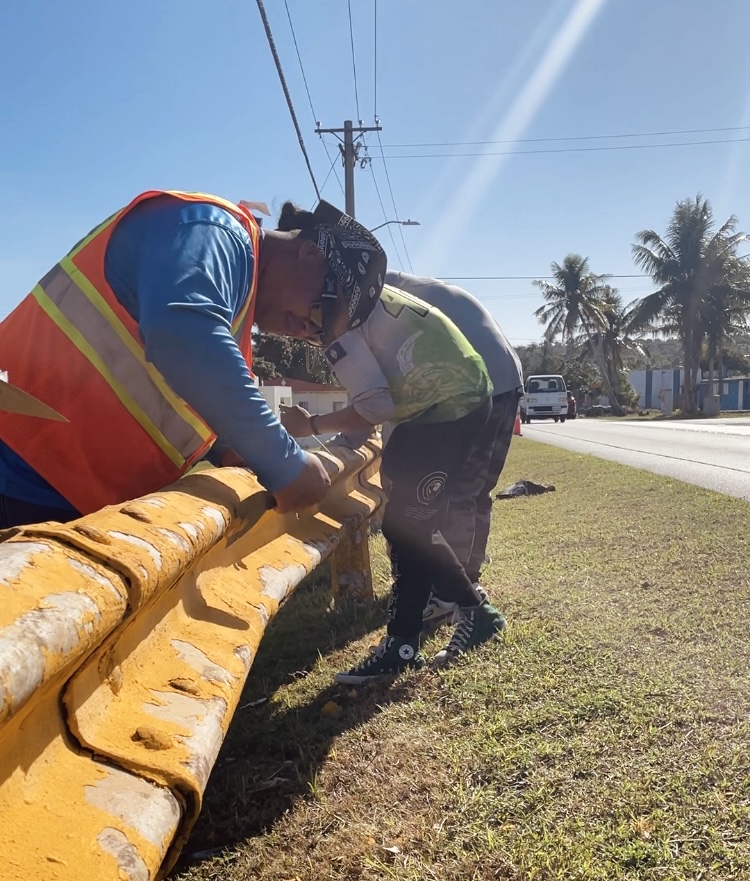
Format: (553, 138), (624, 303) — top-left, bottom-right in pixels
(520, 374), (568, 423)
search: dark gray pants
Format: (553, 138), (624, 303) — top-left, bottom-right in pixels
(440, 389), (520, 583)
(381, 399), (492, 638)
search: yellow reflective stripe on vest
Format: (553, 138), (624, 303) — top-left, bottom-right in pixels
(31, 283), (183, 467)
(35, 266), (212, 466)
(58, 256), (213, 444)
(67, 210), (123, 260)
(231, 221), (260, 337)
(70, 192), (257, 341)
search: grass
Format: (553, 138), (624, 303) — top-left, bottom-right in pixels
(172, 440), (750, 881)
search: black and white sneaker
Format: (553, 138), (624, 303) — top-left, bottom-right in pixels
(335, 634), (425, 685)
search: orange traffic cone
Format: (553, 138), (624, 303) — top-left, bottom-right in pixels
(513, 412), (522, 436)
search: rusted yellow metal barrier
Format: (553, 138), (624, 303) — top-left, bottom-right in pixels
(0, 440), (383, 881)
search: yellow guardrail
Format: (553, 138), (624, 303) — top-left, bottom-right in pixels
(0, 440), (383, 881)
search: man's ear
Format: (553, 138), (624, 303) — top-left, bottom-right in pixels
(298, 237), (325, 265)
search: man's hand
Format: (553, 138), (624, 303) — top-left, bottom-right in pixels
(219, 449), (245, 467)
(272, 451), (331, 513)
(280, 404), (314, 438)
(332, 427), (378, 449)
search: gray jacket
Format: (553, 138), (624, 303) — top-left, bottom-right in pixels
(385, 271), (523, 396)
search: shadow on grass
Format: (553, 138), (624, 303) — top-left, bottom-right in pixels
(170, 564), (406, 876)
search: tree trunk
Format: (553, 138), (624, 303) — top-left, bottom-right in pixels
(582, 322), (625, 415)
(681, 322), (698, 414)
(692, 334), (703, 413)
(717, 350), (725, 399)
(541, 340), (552, 373)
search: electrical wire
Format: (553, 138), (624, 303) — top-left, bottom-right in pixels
(347, 0), (362, 122)
(367, 147), (407, 269)
(282, 0), (316, 124)
(255, 0), (320, 199)
(382, 124), (750, 148)
(283, 0), (344, 198)
(397, 276), (652, 298)
(373, 0), (378, 118)
(440, 274), (648, 280)
(318, 151), (344, 200)
(369, 1), (414, 272)
(374, 136), (750, 160)
(374, 129), (414, 272)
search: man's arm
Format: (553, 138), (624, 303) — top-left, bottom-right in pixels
(106, 206), (317, 497)
(280, 403), (373, 438)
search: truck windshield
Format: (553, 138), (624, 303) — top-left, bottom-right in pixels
(527, 377), (566, 393)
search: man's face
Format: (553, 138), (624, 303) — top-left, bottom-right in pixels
(273, 304), (322, 340)
(256, 239), (327, 338)
(290, 282), (349, 347)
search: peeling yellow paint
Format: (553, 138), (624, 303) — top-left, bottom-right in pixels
(0, 686), (179, 881)
(0, 440), (384, 880)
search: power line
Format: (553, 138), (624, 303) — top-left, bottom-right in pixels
(478, 292), (651, 301)
(369, 3), (413, 273)
(367, 148), (407, 269)
(255, 0), (320, 199)
(375, 128), (415, 273)
(318, 150), (344, 199)
(390, 276), (656, 299)
(282, 0), (316, 124)
(347, 0), (362, 123)
(382, 124), (750, 148)
(440, 274), (649, 280)
(373, 0), (378, 117)
(283, 0), (344, 198)
(374, 136), (750, 160)
(357, 5), (403, 266)
(474, 294), (548, 300)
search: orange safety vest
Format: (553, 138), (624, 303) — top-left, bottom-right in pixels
(0, 190), (261, 514)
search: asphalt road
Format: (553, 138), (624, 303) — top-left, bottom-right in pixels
(523, 416), (750, 501)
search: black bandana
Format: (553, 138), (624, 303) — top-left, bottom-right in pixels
(301, 201), (387, 331)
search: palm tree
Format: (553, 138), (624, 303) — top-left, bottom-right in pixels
(534, 254), (625, 415)
(701, 281), (750, 398)
(582, 287), (645, 402)
(631, 195), (750, 414)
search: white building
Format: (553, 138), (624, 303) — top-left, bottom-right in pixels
(257, 382), (293, 415)
(628, 368), (688, 413)
(258, 377), (349, 449)
(258, 377), (348, 416)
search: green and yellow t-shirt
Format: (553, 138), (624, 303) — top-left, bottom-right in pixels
(324, 285), (492, 427)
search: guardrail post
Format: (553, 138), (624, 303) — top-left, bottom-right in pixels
(329, 522), (373, 603)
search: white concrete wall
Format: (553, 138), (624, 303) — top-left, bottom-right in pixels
(259, 386), (348, 449)
(629, 370), (647, 406)
(628, 369), (683, 411)
(291, 390), (349, 415)
(258, 385), (293, 416)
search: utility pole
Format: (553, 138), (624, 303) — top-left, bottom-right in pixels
(315, 119), (382, 217)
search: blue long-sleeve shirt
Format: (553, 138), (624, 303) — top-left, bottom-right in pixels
(0, 195), (306, 511)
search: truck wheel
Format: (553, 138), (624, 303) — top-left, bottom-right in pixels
(560, 416), (566, 423)
(553, 416), (559, 423)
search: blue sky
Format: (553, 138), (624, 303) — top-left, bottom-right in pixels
(3, 0), (750, 345)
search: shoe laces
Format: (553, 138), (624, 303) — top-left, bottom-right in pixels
(360, 635), (391, 669)
(448, 609), (476, 652)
